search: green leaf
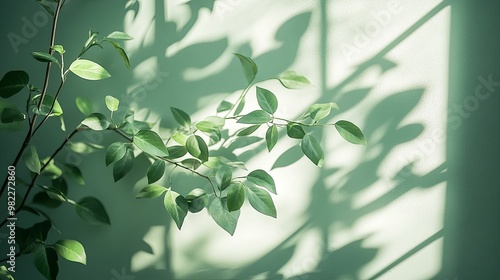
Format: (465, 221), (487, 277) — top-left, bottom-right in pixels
(34, 245), (59, 280)
(0, 265), (14, 280)
(106, 142), (127, 166)
(0, 70), (29, 98)
(265, 125), (278, 152)
(30, 94), (63, 117)
(286, 123), (306, 139)
(278, 70), (311, 89)
(186, 135), (209, 162)
(105, 31), (134, 41)
(217, 100), (233, 113)
(237, 124), (260, 136)
(181, 158), (202, 170)
(256, 87), (278, 114)
(215, 165), (232, 191)
(36, 0), (54, 16)
(335, 120), (367, 145)
(164, 189), (189, 229)
(184, 189), (208, 213)
(170, 107), (191, 128)
(308, 103), (331, 122)
(64, 164), (85, 185)
(81, 113), (110, 130)
(186, 188), (209, 213)
(234, 97), (245, 115)
(105, 95), (119, 112)
(233, 53), (258, 83)
(54, 240), (87, 265)
(75, 197), (111, 225)
(166, 145), (187, 159)
(69, 59), (111, 80)
(51, 45), (65, 54)
(245, 184), (277, 218)
(1, 107), (25, 123)
(40, 158), (62, 179)
(172, 132), (188, 146)
(32, 52), (58, 63)
(247, 169), (276, 194)
(209, 197), (240, 235)
(237, 110), (271, 125)
(136, 184), (167, 199)
(147, 160), (165, 184)
(107, 41), (131, 69)
(301, 134), (324, 167)
(134, 130), (169, 157)
(75, 96), (94, 116)
(227, 182), (245, 211)
(113, 149), (134, 182)
(23, 144), (41, 174)
(68, 142), (99, 154)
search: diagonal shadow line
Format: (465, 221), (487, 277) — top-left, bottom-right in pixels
(367, 228), (444, 280)
(331, 0), (450, 96)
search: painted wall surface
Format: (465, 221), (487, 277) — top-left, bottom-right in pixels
(0, 0), (499, 279)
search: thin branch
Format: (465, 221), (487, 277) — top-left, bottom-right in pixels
(0, 0), (65, 198)
(32, 80), (65, 135)
(0, 128), (79, 228)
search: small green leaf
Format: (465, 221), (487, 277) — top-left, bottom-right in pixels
(265, 125), (278, 152)
(36, 1), (55, 16)
(181, 158), (202, 170)
(69, 59), (111, 80)
(105, 95), (119, 112)
(166, 145), (187, 159)
(215, 165), (232, 191)
(32, 52), (58, 63)
(164, 189), (189, 229)
(286, 123), (305, 139)
(23, 144), (41, 174)
(75, 197), (111, 225)
(136, 184), (167, 199)
(34, 245), (59, 280)
(186, 188), (208, 213)
(237, 110), (271, 125)
(196, 120), (220, 134)
(227, 182), (245, 211)
(170, 107), (191, 128)
(133, 130), (169, 157)
(1, 107), (25, 123)
(217, 100), (233, 113)
(75, 96), (94, 116)
(51, 45), (65, 54)
(113, 149), (134, 182)
(105, 31), (134, 41)
(172, 132), (188, 146)
(147, 160), (166, 184)
(105, 142), (127, 166)
(107, 41), (131, 69)
(186, 135), (209, 162)
(335, 120), (367, 145)
(234, 97), (246, 115)
(68, 142), (99, 154)
(209, 197), (240, 235)
(233, 53), (258, 83)
(54, 240), (87, 265)
(301, 134), (324, 167)
(81, 113), (110, 130)
(40, 158), (62, 179)
(0, 265), (14, 280)
(30, 94), (63, 117)
(278, 70), (311, 89)
(64, 164), (85, 185)
(245, 184), (277, 218)
(237, 124), (260, 136)
(247, 169), (276, 194)
(256, 87), (278, 114)
(308, 103), (331, 122)
(0, 70), (29, 98)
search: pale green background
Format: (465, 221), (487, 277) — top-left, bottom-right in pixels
(1, 0), (499, 279)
